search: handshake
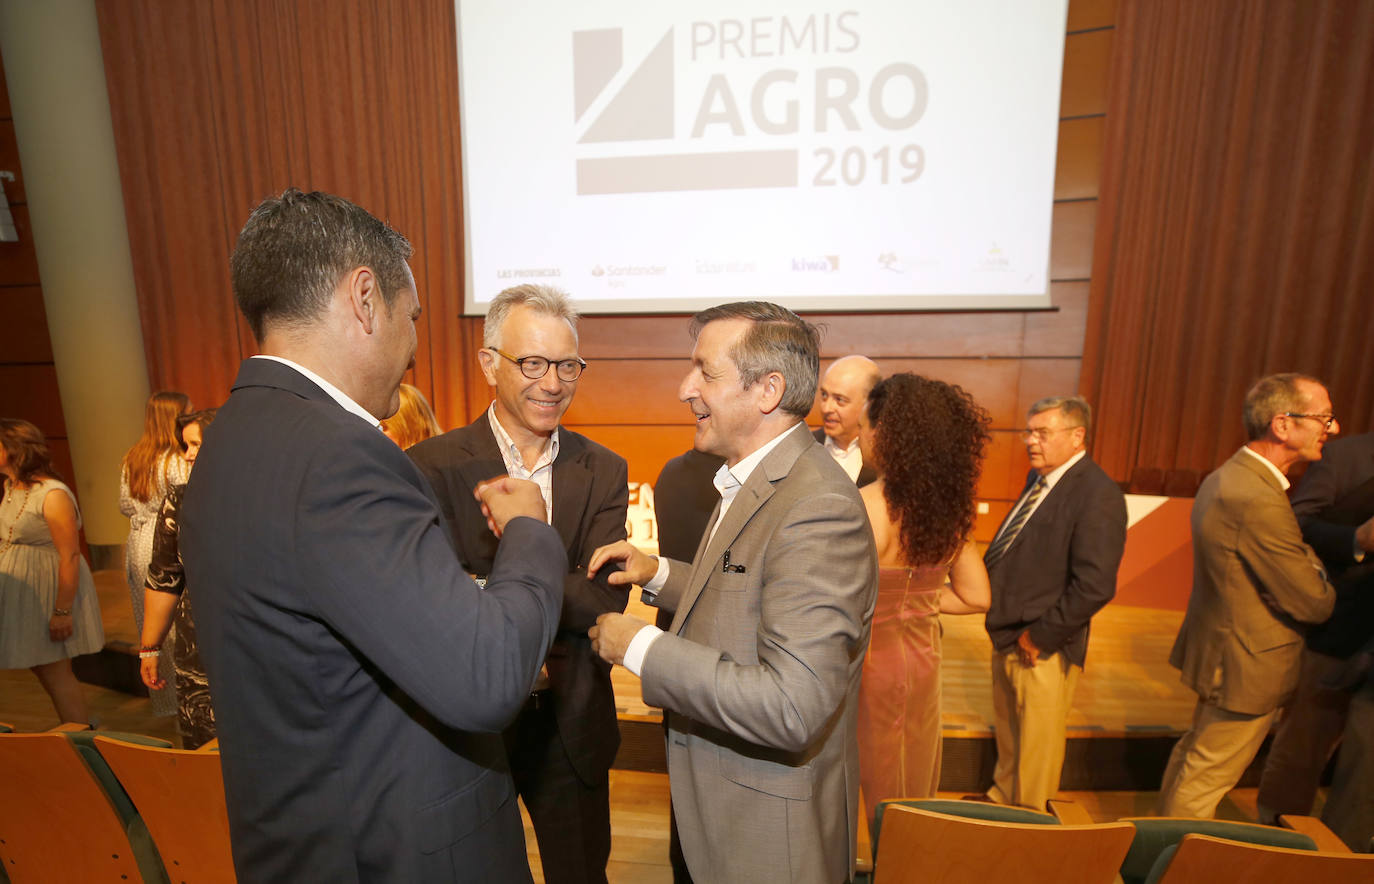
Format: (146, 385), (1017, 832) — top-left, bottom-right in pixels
(473, 476), (548, 537)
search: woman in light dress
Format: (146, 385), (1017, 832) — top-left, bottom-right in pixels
(855, 373), (992, 826)
(119, 390), (190, 715)
(0, 419), (105, 724)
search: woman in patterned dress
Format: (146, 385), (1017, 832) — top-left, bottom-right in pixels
(139, 409), (217, 748)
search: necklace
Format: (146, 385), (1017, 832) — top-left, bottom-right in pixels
(0, 480), (35, 556)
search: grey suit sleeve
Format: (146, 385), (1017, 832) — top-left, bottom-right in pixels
(1026, 478), (1127, 654)
(639, 490), (874, 753)
(297, 440), (566, 733)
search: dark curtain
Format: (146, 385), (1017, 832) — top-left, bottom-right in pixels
(1081, 0), (1374, 483)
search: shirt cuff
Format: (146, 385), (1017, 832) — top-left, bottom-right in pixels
(622, 625), (664, 676)
(638, 556), (671, 603)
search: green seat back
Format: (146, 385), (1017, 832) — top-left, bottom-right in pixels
(1120, 818), (1317, 884)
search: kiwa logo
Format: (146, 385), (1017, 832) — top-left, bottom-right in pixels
(573, 13), (929, 195)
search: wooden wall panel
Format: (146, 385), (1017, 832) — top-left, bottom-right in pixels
(1025, 281), (1089, 357)
(1049, 200), (1098, 280)
(1060, 29), (1113, 117)
(1068, 0), (1117, 32)
(0, 204), (39, 284)
(0, 285), (52, 362)
(1054, 117), (1105, 200)
(0, 365), (66, 435)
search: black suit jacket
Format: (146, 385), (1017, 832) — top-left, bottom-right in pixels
(408, 416), (629, 782)
(812, 427), (877, 487)
(181, 358), (565, 883)
(983, 454), (1127, 668)
(1292, 432), (1374, 658)
(652, 448), (725, 631)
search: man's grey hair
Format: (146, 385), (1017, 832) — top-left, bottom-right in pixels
(690, 301), (821, 419)
(1028, 395), (1093, 434)
(1243, 373), (1324, 441)
(483, 284), (580, 349)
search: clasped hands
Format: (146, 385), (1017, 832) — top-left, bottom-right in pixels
(472, 476), (548, 537)
(585, 540), (659, 667)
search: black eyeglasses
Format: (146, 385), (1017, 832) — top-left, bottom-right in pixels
(489, 348), (587, 382)
(1284, 412), (1337, 431)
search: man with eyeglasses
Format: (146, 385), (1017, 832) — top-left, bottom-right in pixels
(409, 284), (629, 884)
(978, 395), (1127, 811)
(1159, 373), (1339, 818)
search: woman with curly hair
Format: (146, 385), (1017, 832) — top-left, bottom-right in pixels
(0, 419), (105, 723)
(119, 390), (190, 716)
(381, 383), (442, 450)
(856, 373), (992, 824)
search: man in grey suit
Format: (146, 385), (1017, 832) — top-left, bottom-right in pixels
(587, 302), (878, 884)
(1158, 373), (1339, 818)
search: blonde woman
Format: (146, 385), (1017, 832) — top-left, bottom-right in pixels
(381, 383), (441, 450)
(119, 390), (190, 715)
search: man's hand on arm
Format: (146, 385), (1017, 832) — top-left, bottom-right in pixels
(473, 476), (547, 537)
(1355, 514), (1374, 557)
(1017, 630), (1042, 667)
(587, 540), (659, 586)
(589, 612), (650, 666)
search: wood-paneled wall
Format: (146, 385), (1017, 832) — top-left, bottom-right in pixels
(97, 0), (1116, 541)
(0, 53), (77, 488)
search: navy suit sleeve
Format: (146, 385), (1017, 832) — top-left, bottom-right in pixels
(559, 455), (630, 631)
(1026, 475), (1127, 654)
(1291, 453), (1362, 569)
(297, 436), (566, 733)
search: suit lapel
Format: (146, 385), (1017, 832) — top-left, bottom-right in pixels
(671, 424), (811, 633)
(551, 434), (590, 552)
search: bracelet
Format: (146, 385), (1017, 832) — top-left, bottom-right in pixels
(139, 650), (161, 659)
(52, 607), (72, 617)
(136, 645), (161, 653)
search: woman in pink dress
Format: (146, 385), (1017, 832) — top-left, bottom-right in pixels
(856, 373), (992, 826)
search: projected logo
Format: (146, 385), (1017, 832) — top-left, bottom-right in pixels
(572, 14), (928, 196)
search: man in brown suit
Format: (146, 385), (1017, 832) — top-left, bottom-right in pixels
(1158, 373), (1339, 818)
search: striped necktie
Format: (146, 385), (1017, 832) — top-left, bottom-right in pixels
(984, 477), (1046, 569)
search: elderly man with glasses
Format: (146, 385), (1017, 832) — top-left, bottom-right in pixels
(409, 284), (629, 884)
(1158, 372), (1340, 818)
(976, 395), (1127, 811)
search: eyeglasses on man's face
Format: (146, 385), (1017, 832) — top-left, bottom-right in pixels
(1019, 426), (1081, 442)
(489, 347), (587, 382)
(1283, 412), (1337, 431)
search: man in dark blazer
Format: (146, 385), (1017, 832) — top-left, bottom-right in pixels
(813, 354), (881, 487)
(408, 285), (628, 884)
(1159, 373), (1338, 817)
(1257, 431), (1374, 822)
(981, 395), (1127, 810)
(180, 189), (565, 882)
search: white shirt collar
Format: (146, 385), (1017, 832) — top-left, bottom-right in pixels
(251, 355), (380, 429)
(1242, 445), (1291, 490)
(1039, 448), (1086, 492)
(713, 422), (806, 502)
(486, 405), (559, 473)
(823, 434), (860, 457)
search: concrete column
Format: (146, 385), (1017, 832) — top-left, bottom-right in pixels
(0, 0), (149, 545)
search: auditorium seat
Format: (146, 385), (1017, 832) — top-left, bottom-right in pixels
(0, 730), (168, 883)
(871, 803), (1134, 884)
(1142, 833), (1374, 884)
(1116, 816), (1324, 884)
(1128, 467), (1165, 494)
(95, 736), (235, 883)
(1161, 469), (1200, 498)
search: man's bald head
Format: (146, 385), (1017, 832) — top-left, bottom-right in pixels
(818, 355), (882, 448)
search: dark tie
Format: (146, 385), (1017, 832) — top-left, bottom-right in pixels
(984, 477), (1046, 569)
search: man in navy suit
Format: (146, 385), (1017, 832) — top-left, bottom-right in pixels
(813, 355), (882, 487)
(182, 189), (565, 882)
(409, 285), (629, 884)
(980, 395), (1127, 810)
